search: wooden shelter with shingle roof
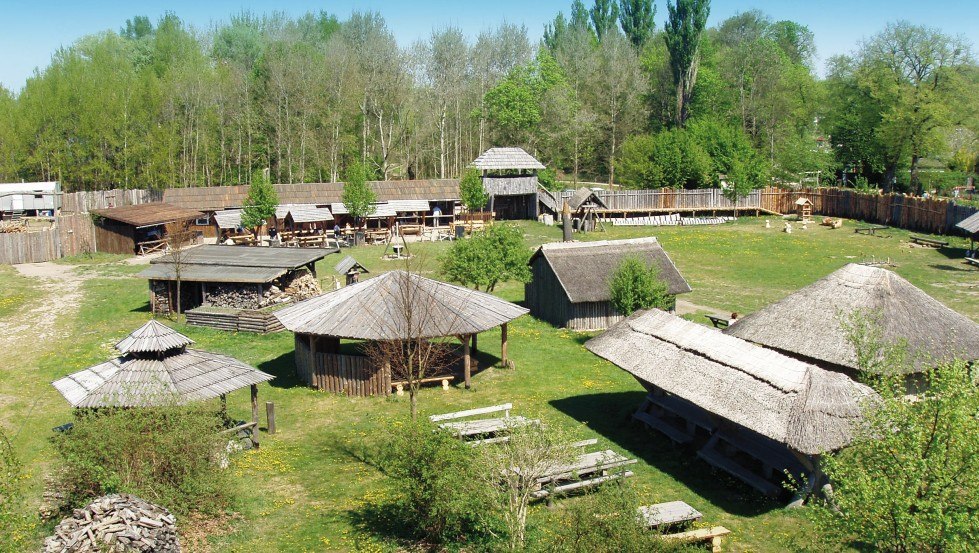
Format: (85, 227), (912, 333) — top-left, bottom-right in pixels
(725, 263), (979, 375)
(275, 270), (528, 395)
(472, 147), (546, 220)
(52, 320), (273, 414)
(586, 309), (876, 498)
(526, 237), (691, 331)
(91, 203), (204, 255)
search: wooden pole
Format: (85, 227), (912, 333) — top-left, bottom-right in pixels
(219, 394), (227, 416)
(250, 384), (260, 448)
(501, 323), (508, 366)
(266, 402), (276, 435)
(463, 335), (471, 389)
(472, 333), (478, 354)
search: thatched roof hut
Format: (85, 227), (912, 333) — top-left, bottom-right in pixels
(725, 263), (979, 373)
(52, 320), (273, 408)
(274, 271), (528, 394)
(586, 310), (874, 456)
(526, 237), (691, 330)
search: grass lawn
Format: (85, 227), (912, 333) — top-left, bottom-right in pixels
(1, 217), (976, 552)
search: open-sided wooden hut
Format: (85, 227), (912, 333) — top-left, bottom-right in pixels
(52, 320), (273, 409)
(725, 263), (979, 374)
(138, 245), (333, 330)
(956, 210), (979, 249)
(275, 270), (528, 395)
(526, 237), (691, 331)
(586, 309), (875, 498)
(473, 147), (546, 220)
(91, 203), (204, 255)
(567, 187), (607, 232)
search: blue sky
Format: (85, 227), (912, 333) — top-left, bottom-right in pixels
(2, 1), (977, 92)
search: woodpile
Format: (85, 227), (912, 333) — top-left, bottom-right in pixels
(280, 270), (321, 302)
(44, 494), (180, 552)
(206, 284), (262, 309)
(0, 220), (28, 233)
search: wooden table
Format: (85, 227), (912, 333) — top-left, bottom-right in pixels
(438, 416), (536, 438)
(705, 314), (730, 328)
(638, 501), (703, 529)
(536, 450), (637, 484)
(854, 225), (889, 236)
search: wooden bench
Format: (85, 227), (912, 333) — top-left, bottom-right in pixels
(530, 445), (637, 500)
(911, 235), (949, 247)
(638, 501), (702, 529)
(646, 393), (717, 434)
(633, 410), (693, 445)
(705, 314), (730, 328)
(697, 446), (780, 497)
(965, 257), (979, 268)
(855, 225), (889, 236)
(663, 526), (731, 552)
(429, 403), (539, 443)
(391, 375), (455, 393)
(696, 431), (801, 497)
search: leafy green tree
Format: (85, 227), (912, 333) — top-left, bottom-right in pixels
(687, 118), (768, 189)
(240, 169), (279, 234)
(664, 0), (711, 127)
(459, 167), (488, 215)
(618, 0), (656, 48)
(617, 129), (712, 188)
(608, 256), (674, 315)
(589, 0), (620, 42)
(811, 360), (979, 551)
(440, 224), (531, 292)
(341, 161), (377, 227)
(484, 75), (542, 145)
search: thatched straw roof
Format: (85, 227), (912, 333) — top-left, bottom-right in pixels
(725, 263), (979, 373)
(275, 270), (528, 340)
(52, 321), (273, 408)
(471, 147), (545, 171)
(586, 310), (875, 455)
(529, 237), (691, 302)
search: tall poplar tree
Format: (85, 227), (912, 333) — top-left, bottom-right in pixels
(664, 0), (710, 127)
(618, 0), (656, 48)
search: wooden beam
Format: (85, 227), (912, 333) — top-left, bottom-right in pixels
(463, 335), (471, 389)
(266, 401), (276, 435)
(501, 323), (508, 366)
(250, 384), (260, 448)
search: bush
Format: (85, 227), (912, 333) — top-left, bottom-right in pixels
(52, 405), (231, 515)
(459, 167), (489, 215)
(609, 256), (674, 316)
(618, 130), (712, 189)
(440, 223), (532, 292)
(0, 426), (37, 551)
(538, 167), (560, 191)
(377, 421), (496, 545)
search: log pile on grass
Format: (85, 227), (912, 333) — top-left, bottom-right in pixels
(44, 494), (180, 552)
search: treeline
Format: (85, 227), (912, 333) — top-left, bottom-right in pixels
(0, 1), (977, 193)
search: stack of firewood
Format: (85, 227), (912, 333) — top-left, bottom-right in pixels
(0, 221), (27, 233)
(207, 284), (262, 309)
(282, 271), (321, 301)
(44, 494), (180, 552)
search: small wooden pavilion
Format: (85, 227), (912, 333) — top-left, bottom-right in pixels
(725, 263), (979, 375)
(91, 203), (205, 255)
(275, 270), (528, 395)
(526, 237), (691, 331)
(472, 147), (546, 220)
(586, 309), (875, 500)
(795, 197), (813, 222)
(567, 187), (607, 232)
(52, 321), (274, 443)
(955, 210), (979, 250)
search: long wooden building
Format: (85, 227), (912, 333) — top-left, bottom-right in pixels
(91, 203), (204, 255)
(526, 237), (691, 331)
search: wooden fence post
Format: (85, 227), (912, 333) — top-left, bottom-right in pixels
(266, 401), (276, 435)
(250, 384), (260, 448)
(463, 335), (471, 389)
(501, 323), (508, 367)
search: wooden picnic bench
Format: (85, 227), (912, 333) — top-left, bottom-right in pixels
(854, 225), (889, 236)
(696, 431), (801, 497)
(663, 526), (731, 552)
(911, 235), (949, 248)
(638, 501), (703, 529)
(391, 374), (455, 393)
(965, 257), (979, 268)
(429, 403), (539, 445)
(705, 314), (730, 328)
(531, 447), (637, 500)
(633, 392), (716, 445)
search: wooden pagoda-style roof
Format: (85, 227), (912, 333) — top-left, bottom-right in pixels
(91, 203), (203, 228)
(586, 309), (876, 456)
(567, 187), (607, 211)
(471, 147), (545, 171)
(275, 270), (528, 340)
(52, 321), (274, 408)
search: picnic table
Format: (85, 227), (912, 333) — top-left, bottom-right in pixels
(911, 235), (949, 248)
(854, 225), (889, 236)
(530, 445), (636, 500)
(638, 501), (702, 529)
(705, 314), (730, 328)
(430, 403), (540, 445)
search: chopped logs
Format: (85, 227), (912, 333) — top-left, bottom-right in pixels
(44, 494), (181, 552)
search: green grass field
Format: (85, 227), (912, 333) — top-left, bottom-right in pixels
(2, 218), (976, 552)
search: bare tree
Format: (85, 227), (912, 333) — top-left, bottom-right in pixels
(362, 258), (463, 419)
(164, 221), (196, 321)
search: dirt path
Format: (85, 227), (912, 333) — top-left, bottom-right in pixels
(3, 262), (87, 351)
(675, 298), (730, 318)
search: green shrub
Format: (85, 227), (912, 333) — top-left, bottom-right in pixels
(376, 421), (496, 545)
(459, 167), (489, 215)
(609, 256), (674, 316)
(440, 223), (532, 292)
(52, 405), (231, 515)
(0, 426), (37, 551)
(538, 167), (560, 191)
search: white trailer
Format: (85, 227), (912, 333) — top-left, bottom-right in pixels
(0, 181), (61, 216)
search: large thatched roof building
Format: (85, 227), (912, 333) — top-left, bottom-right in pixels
(586, 309), (875, 496)
(52, 320), (274, 408)
(725, 263), (979, 374)
(275, 271), (528, 395)
(526, 237), (691, 331)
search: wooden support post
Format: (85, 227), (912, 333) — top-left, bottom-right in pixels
(219, 394), (227, 416)
(501, 323), (508, 366)
(250, 384), (260, 448)
(463, 335), (472, 389)
(266, 402), (276, 435)
(472, 333), (477, 354)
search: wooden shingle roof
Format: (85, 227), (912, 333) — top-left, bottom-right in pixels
(92, 203), (203, 228)
(472, 147), (545, 171)
(275, 270), (528, 340)
(115, 320), (194, 354)
(956, 211), (979, 235)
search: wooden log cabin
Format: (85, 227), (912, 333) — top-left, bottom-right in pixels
(526, 237), (691, 331)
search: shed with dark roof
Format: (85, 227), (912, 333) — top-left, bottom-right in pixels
(526, 237), (691, 330)
(91, 203), (204, 255)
